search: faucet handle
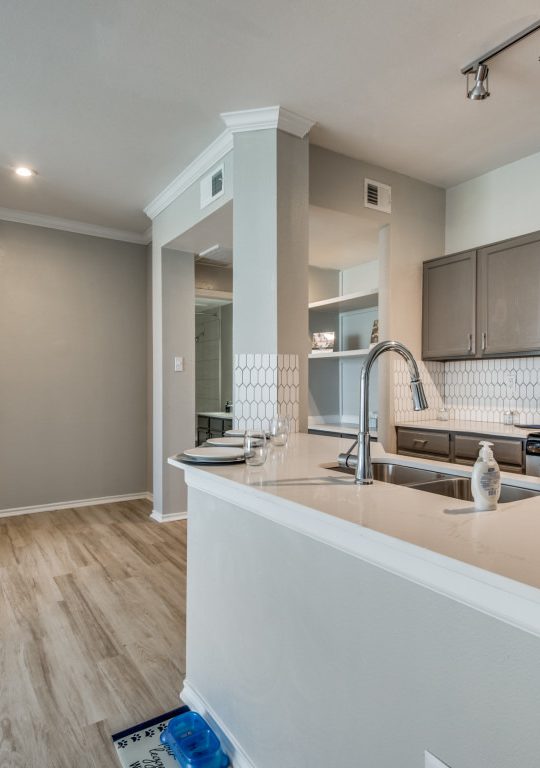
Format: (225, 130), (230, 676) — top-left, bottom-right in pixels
(338, 438), (359, 469)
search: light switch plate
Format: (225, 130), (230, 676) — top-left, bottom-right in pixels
(425, 750), (450, 768)
(174, 356), (184, 372)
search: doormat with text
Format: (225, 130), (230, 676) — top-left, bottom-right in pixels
(112, 706), (189, 768)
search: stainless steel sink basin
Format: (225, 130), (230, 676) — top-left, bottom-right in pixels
(332, 462), (453, 485)
(330, 462), (540, 504)
(412, 476), (540, 504)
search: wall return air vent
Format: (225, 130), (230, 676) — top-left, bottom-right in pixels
(200, 164), (224, 209)
(364, 178), (391, 213)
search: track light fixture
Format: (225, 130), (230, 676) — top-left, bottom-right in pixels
(466, 64), (490, 100)
(461, 19), (540, 100)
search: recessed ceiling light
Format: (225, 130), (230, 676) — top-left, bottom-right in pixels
(15, 166), (36, 177)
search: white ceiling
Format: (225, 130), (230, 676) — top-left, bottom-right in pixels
(1, 1), (539, 234)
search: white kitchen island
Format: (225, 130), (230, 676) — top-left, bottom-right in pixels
(169, 433), (540, 768)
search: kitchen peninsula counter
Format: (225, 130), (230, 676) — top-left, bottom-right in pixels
(169, 433), (540, 768)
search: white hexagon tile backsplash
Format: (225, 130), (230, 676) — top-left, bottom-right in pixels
(234, 353), (299, 432)
(394, 356), (540, 424)
(444, 357), (540, 423)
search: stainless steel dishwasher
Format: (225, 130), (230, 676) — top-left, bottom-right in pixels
(525, 433), (540, 476)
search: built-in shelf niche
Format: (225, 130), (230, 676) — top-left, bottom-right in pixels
(308, 268), (379, 433)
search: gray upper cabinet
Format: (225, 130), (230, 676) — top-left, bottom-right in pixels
(423, 230), (540, 360)
(422, 251), (476, 359)
(478, 231), (540, 356)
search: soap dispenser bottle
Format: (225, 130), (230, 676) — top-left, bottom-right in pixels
(471, 441), (501, 511)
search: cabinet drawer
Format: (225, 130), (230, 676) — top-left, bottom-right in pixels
(223, 419), (233, 431)
(397, 429), (450, 457)
(454, 434), (523, 467)
(198, 416), (210, 429)
(454, 457), (522, 474)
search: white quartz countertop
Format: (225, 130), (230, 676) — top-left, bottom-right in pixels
(197, 411), (232, 419)
(396, 418), (537, 439)
(169, 433), (540, 636)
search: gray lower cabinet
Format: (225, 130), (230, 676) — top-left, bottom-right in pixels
(423, 230), (540, 360)
(397, 428), (450, 461)
(422, 251), (476, 360)
(197, 416), (233, 445)
(478, 231), (540, 357)
(396, 427), (525, 473)
(454, 433), (523, 473)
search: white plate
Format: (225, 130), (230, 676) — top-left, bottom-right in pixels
(206, 436), (245, 447)
(224, 429), (246, 437)
(184, 446), (244, 461)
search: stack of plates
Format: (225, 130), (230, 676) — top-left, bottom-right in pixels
(177, 446), (245, 465)
(207, 436), (244, 447)
(224, 429), (246, 438)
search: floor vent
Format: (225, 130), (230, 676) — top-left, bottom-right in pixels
(364, 178), (391, 213)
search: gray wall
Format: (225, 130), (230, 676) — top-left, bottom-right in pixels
(195, 263), (232, 293)
(308, 265), (340, 303)
(188, 488), (540, 768)
(152, 150), (233, 517)
(309, 145), (445, 449)
(0, 221), (148, 510)
(146, 244), (153, 493)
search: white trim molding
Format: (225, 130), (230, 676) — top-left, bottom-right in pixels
(0, 207), (150, 245)
(221, 106), (315, 138)
(0, 492), (151, 519)
(143, 130), (233, 220)
(150, 509), (187, 523)
(143, 106), (315, 221)
(181, 679), (256, 768)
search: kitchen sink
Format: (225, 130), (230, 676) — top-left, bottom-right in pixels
(332, 462), (453, 485)
(330, 462), (540, 504)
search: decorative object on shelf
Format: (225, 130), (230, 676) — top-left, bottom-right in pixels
(370, 319), (379, 346)
(312, 331), (335, 353)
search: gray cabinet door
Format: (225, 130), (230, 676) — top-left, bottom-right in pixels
(478, 232), (540, 356)
(422, 251), (476, 359)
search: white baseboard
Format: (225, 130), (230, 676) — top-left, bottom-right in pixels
(150, 509), (187, 523)
(0, 492), (152, 519)
(180, 680), (256, 768)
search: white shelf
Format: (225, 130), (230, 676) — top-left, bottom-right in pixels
(308, 348), (371, 359)
(308, 289), (378, 314)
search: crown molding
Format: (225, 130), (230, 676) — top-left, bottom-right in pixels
(220, 106), (315, 138)
(0, 207), (150, 245)
(143, 106), (315, 222)
(143, 129), (233, 221)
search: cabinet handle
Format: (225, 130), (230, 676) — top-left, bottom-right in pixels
(481, 332), (487, 351)
(413, 439), (428, 446)
(467, 333), (472, 353)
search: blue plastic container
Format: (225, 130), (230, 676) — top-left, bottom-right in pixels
(160, 711), (229, 768)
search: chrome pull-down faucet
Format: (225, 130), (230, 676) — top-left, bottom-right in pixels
(338, 340), (429, 485)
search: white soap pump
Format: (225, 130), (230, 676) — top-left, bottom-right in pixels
(471, 441), (501, 511)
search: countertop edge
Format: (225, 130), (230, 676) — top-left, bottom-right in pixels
(169, 455), (540, 639)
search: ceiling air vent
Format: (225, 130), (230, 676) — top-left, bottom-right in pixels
(200, 164), (224, 209)
(364, 178), (391, 213)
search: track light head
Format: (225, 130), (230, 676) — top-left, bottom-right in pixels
(467, 64), (490, 100)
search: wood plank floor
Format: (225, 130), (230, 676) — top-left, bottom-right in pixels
(0, 499), (187, 767)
